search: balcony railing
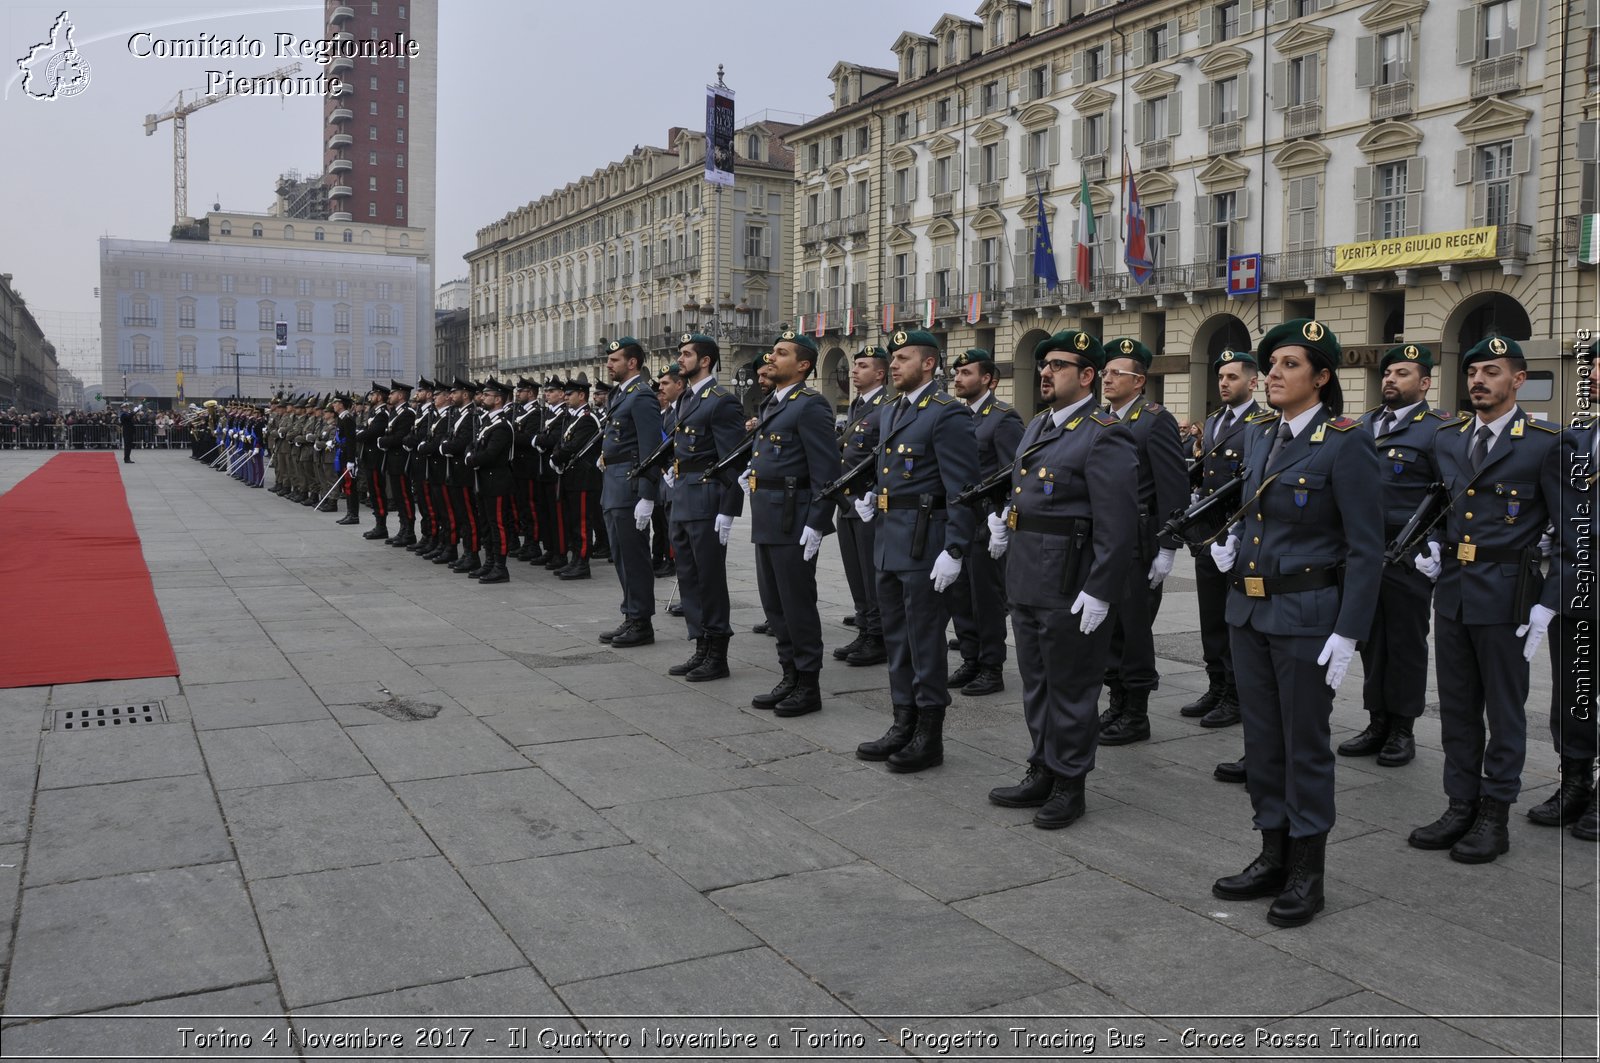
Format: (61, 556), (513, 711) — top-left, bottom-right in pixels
(1140, 139), (1171, 170)
(743, 255), (770, 272)
(978, 181), (1002, 208)
(1265, 248), (1336, 282)
(932, 192), (955, 217)
(1147, 263), (1193, 293)
(823, 218), (846, 239)
(801, 223), (824, 245)
(1495, 223), (1532, 261)
(1080, 154), (1106, 183)
(123, 315), (157, 327)
(891, 299), (925, 323)
(117, 362), (166, 373)
(1088, 272), (1127, 300)
(891, 203), (912, 225)
(1370, 81), (1414, 121)
(1470, 54), (1522, 98)
(1207, 122), (1242, 155)
(845, 212), (870, 235)
(1284, 103), (1322, 139)
(369, 324), (399, 334)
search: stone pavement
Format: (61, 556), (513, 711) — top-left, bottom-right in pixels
(0, 450), (1594, 1062)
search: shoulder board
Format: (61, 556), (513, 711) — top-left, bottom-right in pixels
(1427, 408), (1456, 421)
(792, 386), (818, 400)
(1325, 416), (1359, 431)
(993, 399), (1014, 412)
(1446, 416), (1472, 432)
(869, 394), (885, 406)
(1244, 410), (1280, 424)
(1145, 402), (1164, 414)
(926, 392), (957, 405)
(1090, 411), (1119, 427)
(1526, 419), (1560, 435)
(707, 384), (730, 399)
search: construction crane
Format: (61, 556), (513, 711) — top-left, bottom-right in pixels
(143, 62), (302, 226)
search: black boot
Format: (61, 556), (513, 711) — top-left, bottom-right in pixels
(431, 543), (459, 565)
(1527, 758), (1596, 827)
(1408, 798), (1477, 850)
(449, 550), (479, 573)
(611, 619), (655, 648)
(845, 634), (887, 666)
(962, 665), (1005, 696)
(514, 538), (535, 562)
(1098, 684), (1126, 728)
(1180, 680), (1225, 718)
(477, 554), (509, 584)
(886, 706), (943, 771)
(832, 634), (867, 662)
(669, 636), (709, 676)
(407, 535), (434, 554)
(1100, 689), (1151, 746)
(1267, 833), (1327, 927)
(1214, 758), (1247, 784)
(1573, 793), (1599, 842)
(526, 546), (549, 565)
(856, 706), (916, 761)
(1450, 797), (1511, 864)
(419, 540), (444, 561)
(362, 517), (390, 540)
(1337, 713), (1390, 757)
(988, 764), (1054, 807)
(949, 658), (981, 689)
(464, 552), (489, 578)
(774, 670), (822, 718)
(390, 526), (417, 547)
(544, 551), (569, 570)
(1376, 716), (1417, 767)
(1212, 828), (1290, 900)
(557, 559), (591, 580)
(1033, 774), (1086, 829)
(337, 496), (360, 525)
(599, 619), (632, 644)
(1200, 688), (1241, 728)
(317, 499), (339, 513)
(752, 665), (799, 711)
(686, 635), (731, 682)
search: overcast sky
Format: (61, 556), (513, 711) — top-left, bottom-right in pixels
(0, 0), (940, 383)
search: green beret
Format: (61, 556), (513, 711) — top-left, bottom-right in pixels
(951, 348), (994, 370)
(773, 329), (819, 356)
(678, 332), (717, 350)
(659, 363), (683, 379)
(855, 345), (888, 361)
(606, 336), (644, 354)
(1035, 329), (1105, 371)
(886, 328), (940, 354)
(1461, 335), (1523, 369)
(1380, 343), (1435, 373)
(1105, 338), (1154, 369)
(1259, 318), (1342, 371)
(1212, 347), (1258, 371)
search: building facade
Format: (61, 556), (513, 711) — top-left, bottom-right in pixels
(435, 277), (469, 310)
(786, 0), (1595, 421)
(467, 118), (799, 385)
(434, 307), (469, 384)
(1, 273), (60, 411)
(102, 212), (431, 404)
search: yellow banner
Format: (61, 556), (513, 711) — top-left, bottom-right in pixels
(1334, 227), (1498, 272)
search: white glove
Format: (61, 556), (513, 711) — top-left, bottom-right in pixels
(739, 466), (754, 496)
(930, 549), (962, 593)
(1538, 529), (1553, 559)
(662, 468), (677, 489)
(1147, 547), (1176, 589)
(714, 513), (734, 545)
(1209, 534), (1238, 573)
(1190, 489), (1202, 506)
(1518, 604), (1557, 663)
(987, 509), (1010, 559)
(799, 525), (823, 562)
(633, 498), (654, 531)
(1412, 541), (1441, 583)
(1070, 591), (1109, 634)
(852, 493), (876, 523)
(1317, 633), (1357, 691)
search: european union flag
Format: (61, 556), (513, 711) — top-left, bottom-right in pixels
(1032, 179), (1060, 291)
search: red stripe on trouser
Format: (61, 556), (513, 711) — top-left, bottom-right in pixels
(494, 496), (510, 555)
(368, 470), (386, 516)
(399, 476), (414, 521)
(524, 480), (539, 539)
(578, 495), (588, 558)
(437, 484), (456, 542)
(420, 481), (436, 536)
(459, 487), (479, 551)
(554, 494), (566, 553)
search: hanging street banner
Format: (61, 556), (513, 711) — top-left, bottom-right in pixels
(1334, 226), (1497, 273)
(705, 81), (735, 187)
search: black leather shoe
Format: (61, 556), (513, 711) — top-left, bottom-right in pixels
(1527, 758), (1595, 826)
(1033, 775), (1086, 829)
(431, 544), (458, 565)
(752, 665), (798, 710)
(544, 553), (569, 570)
(1200, 694), (1241, 728)
(857, 706), (916, 761)
(949, 658), (981, 689)
(753, 621), (772, 635)
(1572, 794), (1599, 841)
(667, 602), (685, 617)
(1376, 718), (1417, 767)
(526, 550), (549, 565)
(1099, 690), (1150, 746)
(1214, 758), (1247, 784)
(1212, 829), (1289, 900)
(886, 707), (943, 772)
(317, 500), (339, 512)
(652, 559), (675, 578)
(449, 551), (479, 573)
(465, 555), (489, 578)
(962, 666), (1005, 697)
(406, 536), (433, 553)
(1179, 683), (1224, 718)
(1408, 798), (1477, 850)
(845, 635), (887, 666)
(1337, 714), (1390, 757)
(989, 764), (1054, 807)
(669, 636), (708, 675)
(477, 557), (509, 584)
(685, 636), (731, 682)
(1098, 686), (1126, 728)
(774, 670), (822, 718)
(610, 620), (654, 648)
(599, 620), (631, 644)
(1266, 833), (1327, 927)
(832, 634), (867, 662)
(362, 522), (390, 540)
(557, 560), (591, 580)
(1450, 797), (1510, 864)
(336, 514), (361, 525)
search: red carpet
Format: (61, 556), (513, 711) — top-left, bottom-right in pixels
(0, 454), (177, 688)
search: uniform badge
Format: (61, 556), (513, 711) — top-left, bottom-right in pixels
(1042, 479), (1053, 495)
(1404, 345), (1419, 360)
(1506, 500), (1521, 521)
(1293, 488), (1309, 507)
(780, 330), (797, 341)
(1488, 337), (1508, 356)
(1119, 339), (1135, 354)
(1302, 321), (1325, 342)
(1220, 349), (1236, 362)
(1073, 333), (1090, 351)
(892, 330), (908, 346)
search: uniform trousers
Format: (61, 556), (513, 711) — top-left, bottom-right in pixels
(1435, 614), (1530, 804)
(670, 518), (730, 639)
(428, 480), (452, 542)
(1105, 566), (1163, 692)
(411, 468), (432, 535)
(836, 515), (882, 635)
(365, 466), (387, 517)
(1012, 601), (1109, 779)
(1192, 549), (1235, 689)
(534, 480), (561, 556)
(948, 527), (1008, 667)
(876, 567), (952, 711)
(479, 492), (513, 556)
(754, 542), (822, 673)
(448, 485), (479, 552)
(1359, 562), (1433, 719)
(603, 507), (654, 621)
(512, 476), (538, 544)
(1231, 623), (1336, 837)
(561, 489), (592, 559)
(386, 465), (415, 524)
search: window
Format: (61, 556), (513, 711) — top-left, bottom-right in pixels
(935, 97), (953, 128)
(1210, 191), (1237, 261)
(1083, 113), (1106, 157)
(1286, 54), (1319, 106)
(1483, 1), (1518, 59)
(132, 270), (146, 289)
(977, 236), (1000, 292)
(1145, 203), (1172, 267)
(981, 142), (1003, 183)
(748, 133), (761, 158)
(342, 229), (353, 243)
(893, 166), (915, 204)
(335, 346), (351, 377)
(856, 125), (869, 155)
(895, 111), (912, 141)
(396, 154), (405, 168)
(369, 204), (378, 217)
(1143, 97), (1169, 143)
(398, 4), (406, 16)
(378, 283), (391, 299)
(934, 155), (956, 194)
(893, 251), (914, 302)
(396, 128), (405, 143)
(932, 244), (955, 298)
(259, 304), (275, 331)
(369, 176), (378, 191)
(396, 178), (404, 193)
(1217, 1), (1240, 41)
(260, 276), (273, 295)
(370, 101), (379, 115)
(745, 224), (766, 259)
(1147, 24), (1171, 63)
(397, 80), (405, 94)
(1025, 64), (1050, 101)
(369, 151), (378, 165)
(335, 280), (349, 299)
(178, 300), (196, 329)
(1376, 162), (1408, 238)
(1085, 45), (1105, 83)
(369, 125), (378, 141)
(395, 205), (405, 220)
(1214, 77), (1240, 124)
(944, 33), (957, 65)
(807, 144), (820, 171)
(222, 274), (234, 293)
(131, 337), (150, 371)
(220, 302), (236, 329)
(298, 306), (314, 332)
(314, 227), (325, 241)
(335, 306), (351, 333)
(1286, 177), (1318, 250)
(219, 221), (232, 236)
(854, 178), (870, 216)
(376, 347), (392, 374)
(370, 76), (378, 90)
(1379, 30), (1408, 84)
(981, 80), (1002, 114)
(1479, 141), (1514, 227)
(1038, 0), (1056, 24)
(179, 344), (196, 373)
(297, 344), (313, 372)
(180, 272), (194, 291)
(806, 193), (821, 225)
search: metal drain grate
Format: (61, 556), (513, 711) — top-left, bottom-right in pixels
(50, 702), (169, 732)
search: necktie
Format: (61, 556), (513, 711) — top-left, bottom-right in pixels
(850, 396), (864, 416)
(1267, 422), (1293, 467)
(1375, 410), (1395, 438)
(1471, 425), (1493, 472)
(892, 396), (909, 431)
(1216, 408), (1234, 443)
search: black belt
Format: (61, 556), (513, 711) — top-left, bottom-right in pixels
(878, 493), (947, 511)
(1007, 512), (1086, 536)
(751, 476), (810, 491)
(606, 450), (638, 463)
(674, 453), (719, 474)
(1448, 542), (1527, 565)
(1230, 567), (1340, 598)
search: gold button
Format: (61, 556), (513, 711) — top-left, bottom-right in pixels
(882, 467), (889, 474)
(1465, 512), (1473, 520)
(1298, 477), (1306, 484)
(1248, 562), (1256, 570)
(1020, 468), (1028, 476)
(1511, 490), (1519, 496)
(1466, 489), (1476, 497)
(1463, 534), (1472, 542)
(1252, 537), (1260, 544)
(1255, 513), (1262, 521)
(1014, 487), (1022, 494)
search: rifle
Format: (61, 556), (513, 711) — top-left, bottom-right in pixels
(553, 421), (602, 474)
(951, 462), (1018, 510)
(816, 452), (877, 503)
(710, 426), (758, 478)
(1384, 482), (1450, 566)
(627, 435), (675, 481)
(1159, 470), (1247, 542)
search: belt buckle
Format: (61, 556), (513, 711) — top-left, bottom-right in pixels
(748, 472), (757, 493)
(672, 459), (680, 477)
(1244, 576), (1266, 598)
(1006, 508), (1018, 531)
(877, 491), (889, 512)
(1457, 543), (1476, 563)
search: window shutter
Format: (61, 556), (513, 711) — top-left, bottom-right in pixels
(910, 166), (919, 199)
(1269, 0), (1289, 23)
(1071, 117), (1084, 156)
(1194, 196), (1212, 262)
(1239, 0), (1255, 33)
(1515, 0), (1538, 51)
(1578, 119), (1599, 164)
(1511, 134), (1532, 175)
(1168, 91), (1184, 137)
(1198, 8), (1214, 47)
(1455, 147), (1474, 185)
(1165, 17), (1180, 50)
(1130, 31), (1145, 69)
(1470, 183), (1487, 227)
(1021, 135), (1034, 172)
(1306, 54), (1320, 103)
(926, 157), (936, 193)
(1049, 125), (1062, 165)
(1199, 84), (1214, 128)
(1588, 0), (1599, 30)
(1163, 200), (1181, 234)
(998, 140), (1010, 177)
(1072, 50), (1086, 86)
(1456, 8), (1477, 65)
(1271, 61), (1288, 110)
(951, 154), (963, 188)
(1236, 72), (1252, 119)
(1403, 190), (1423, 236)
(924, 272), (934, 299)
(969, 151), (983, 184)
(1235, 187), (1251, 220)
(1134, 102), (1147, 144)
(1353, 165), (1373, 242)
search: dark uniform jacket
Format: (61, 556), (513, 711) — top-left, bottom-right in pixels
(600, 376), (663, 511)
(422, 403), (453, 481)
(439, 404), (478, 489)
(748, 383), (840, 545)
(671, 378), (746, 522)
(378, 403), (416, 473)
(1189, 400), (1260, 544)
(870, 384), (979, 573)
(553, 406), (602, 493)
(355, 405), (390, 470)
(510, 401), (542, 479)
(1356, 401), (1455, 531)
(838, 388), (889, 512)
(466, 409), (514, 494)
(1114, 394), (1189, 556)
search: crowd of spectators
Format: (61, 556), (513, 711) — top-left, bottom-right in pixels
(0, 408), (194, 449)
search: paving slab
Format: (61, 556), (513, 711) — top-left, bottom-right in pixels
(37, 725), (205, 791)
(5, 863), (271, 1016)
(525, 734), (741, 808)
(26, 775), (232, 886)
(345, 716), (530, 781)
(251, 856), (525, 1008)
(172, 645), (297, 686)
(393, 768), (627, 866)
(0, 982), (288, 1062)
(182, 677), (332, 731)
(44, 678), (182, 710)
(220, 775), (438, 880)
(462, 845), (757, 986)
(479, 696), (638, 746)
(196, 719), (375, 790)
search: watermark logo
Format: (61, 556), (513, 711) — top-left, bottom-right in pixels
(17, 10), (91, 100)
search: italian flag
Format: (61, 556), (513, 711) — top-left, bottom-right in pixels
(1582, 215), (1600, 265)
(1075, 168), (1095, 285)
